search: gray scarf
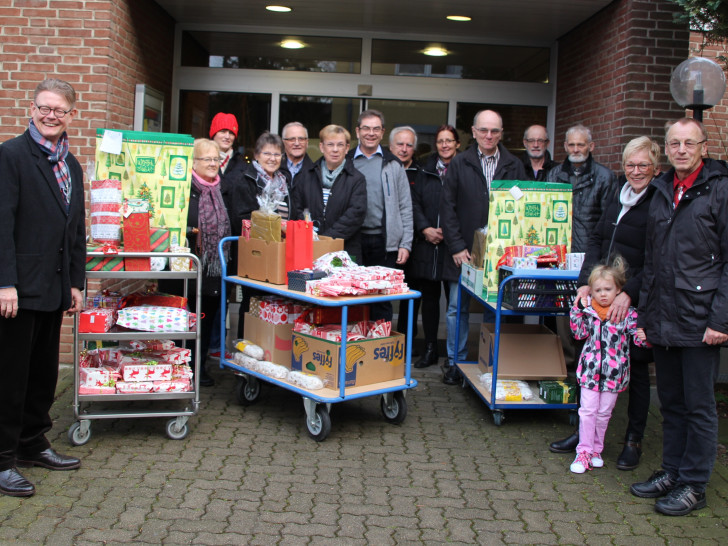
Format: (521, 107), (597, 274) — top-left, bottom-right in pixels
(321, 160), (346, 189)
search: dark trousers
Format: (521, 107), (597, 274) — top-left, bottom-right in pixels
(654, 345), (720, 490)
(0, 309), (62, 470)
(361, 233), (399, 322)
(624, 344), (652, 439)
(401, 278), (445, 344)
(396, 278), (421, 337)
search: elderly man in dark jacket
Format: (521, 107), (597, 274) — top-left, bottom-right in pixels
(546, 125), (617, 253)
(630, 118), (728, 517)
(291, 124), (367, 261)
(439, 109), (527, 384)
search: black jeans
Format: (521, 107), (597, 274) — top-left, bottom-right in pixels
(361, 233), (399, 322)
(402, 278), (446, 344)
(624, 343), (652, 440)
(654, 344), (720, 490)
(0, 309), (62, 470)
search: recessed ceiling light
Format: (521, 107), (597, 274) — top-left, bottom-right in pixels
(266, 5), (292, 13)
(423, 46), (448, 57)
(281, 39), (305, 49)
(447, 15), (471, 22)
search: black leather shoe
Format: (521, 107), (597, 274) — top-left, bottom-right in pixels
(654, 484), (706, 516)
(414, 343), (438, 369)
(616, 434), (642, 471)
(0, 468), (35, 497)
(630, 470), (677, 498)
(549, 430), (579, 453)
(442, 364), (461, 385)
(17, 448), (81, 471)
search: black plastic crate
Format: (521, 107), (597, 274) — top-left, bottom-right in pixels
(498, 268), (578, 312)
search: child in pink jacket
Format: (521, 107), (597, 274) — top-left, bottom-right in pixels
(569, 258), (647, 474)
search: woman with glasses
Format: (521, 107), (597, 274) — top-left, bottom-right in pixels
(291, 125), (366, 261)
(167, 138), (231, 386)
(550, 136), (659, 471)
(406, 125), (461, 368)
(221, 131), (296, 337)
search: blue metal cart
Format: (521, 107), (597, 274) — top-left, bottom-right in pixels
(216, 236), (419, 441)
(454, 267), (579, 426)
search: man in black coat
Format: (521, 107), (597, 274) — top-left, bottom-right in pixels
(630, 118), (728, 517)
(280, 121), (314, 188)
(521, 124), (556, 181)
(439, 109), (527, 384)
(0, 78), (86, 497)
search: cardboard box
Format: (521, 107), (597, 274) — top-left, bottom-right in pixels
(477, 323), (566, 380)
(461, 262), (484, 299)
(291, 331), (405, 389)
(243, 313), (294, 366)
(238, 235), (344, 284)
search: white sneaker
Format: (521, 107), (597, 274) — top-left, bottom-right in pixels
(592, 453), (604, 468)
(570, 451), (592, 474)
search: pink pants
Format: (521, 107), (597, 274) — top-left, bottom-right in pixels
(576, 387), (619, 455)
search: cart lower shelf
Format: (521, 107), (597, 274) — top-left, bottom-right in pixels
(456, 363), (578, 426)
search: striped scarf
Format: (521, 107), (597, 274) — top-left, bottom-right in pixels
(29, 119), (71, 209)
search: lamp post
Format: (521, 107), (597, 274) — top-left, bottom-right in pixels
(670, 57), (726, 122)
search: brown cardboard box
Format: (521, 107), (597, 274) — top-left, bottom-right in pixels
(238, 235), (344, 284)
(477, 323), (566, 380)
(291, 331), (405, 389)
(243, 313), (293, 367)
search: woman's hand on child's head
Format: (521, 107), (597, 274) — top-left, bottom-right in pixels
(576, 285), (591, 307)
(607, 291), (631, 323)
(636, 328), (646, 342)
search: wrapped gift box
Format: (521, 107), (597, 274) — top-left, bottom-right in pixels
(116, 381), (155, 393)
(123, 210), (151, 271)
(80, 367), (114, 386)
(116, 306), (190, 332)
(152, 379), (192, 392)
(86, 244), (124, 271)
(121, 362), (173, 382)
(79, 385), (117, 395)
(79, 309), (115, 333)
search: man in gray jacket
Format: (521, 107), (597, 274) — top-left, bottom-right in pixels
(346, 109), (413, 321)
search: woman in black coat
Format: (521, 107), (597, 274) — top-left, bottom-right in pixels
(408, 125), (460, 368)
(291, 124), (367, 262)
(550, 136), (659, 470)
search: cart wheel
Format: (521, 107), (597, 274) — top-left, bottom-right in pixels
(569, 410), (579, 427)
(166, 418), (189, 440)
(68, 422), (91, 446)
(235, 376), (261, 406)
(381, 391), (408, 424)
(305, 405), (331, 442)
(492, 411), (504, 426)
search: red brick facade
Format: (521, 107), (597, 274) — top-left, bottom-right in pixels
(554, 0), (690, 171)
(0, 0), (174, 363)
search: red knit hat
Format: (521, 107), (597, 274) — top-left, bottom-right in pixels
(209, 113), (239, 139)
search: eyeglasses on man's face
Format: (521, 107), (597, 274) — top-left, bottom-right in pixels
(324, 142), (347, 150)
(666, 139), (706, 151)
(359, 125), (383, 134)
(474, 127), (502, 136)
(283, 137), (307, 143)
(525, 138), (548, 145)
(35, 105), (73, 119)
(195, 157), (222, 164)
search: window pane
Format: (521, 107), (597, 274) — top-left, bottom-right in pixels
(366, 99), (448, 160)
(280, 96), (362, 161)
(178, 90), (272, 161)
(372, 39), (549, 83)
(457, 103), (548, 154)
(182, 31), (361, 73)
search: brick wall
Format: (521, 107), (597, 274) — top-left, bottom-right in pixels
(687, 36), (728, 161)
(554, 0), (690, 171)
(0, 0), (175, 364)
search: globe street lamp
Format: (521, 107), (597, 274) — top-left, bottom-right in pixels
(670, 57), (726, 122)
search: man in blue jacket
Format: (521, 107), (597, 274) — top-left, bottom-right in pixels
(0, 78), (86, 497)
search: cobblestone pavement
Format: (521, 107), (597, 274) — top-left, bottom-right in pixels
(1, 363), (726, 545)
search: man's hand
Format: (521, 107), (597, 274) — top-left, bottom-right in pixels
(576, 285), (590, 307)
(452, 249), (470, 267)
(0, 287), (18, 319)
(396, 248), (410, 265)
(703, 327), (728, 345)
(66, 287), (84, 315)
(423, 227), (443, 245)
(607, 291), (631, 323)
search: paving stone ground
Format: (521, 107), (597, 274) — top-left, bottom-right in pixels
(1, 362), (726, 545)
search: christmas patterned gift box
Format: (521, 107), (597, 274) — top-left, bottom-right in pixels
(116, 306), (190, 333)
(122, 203), (151, 271)
(116, 381), (155, 393)
(86, 244), (124, 271)
(121, 362), (173, 382)
(78, 308), (116, 333)
(152, 379), (192, 393)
